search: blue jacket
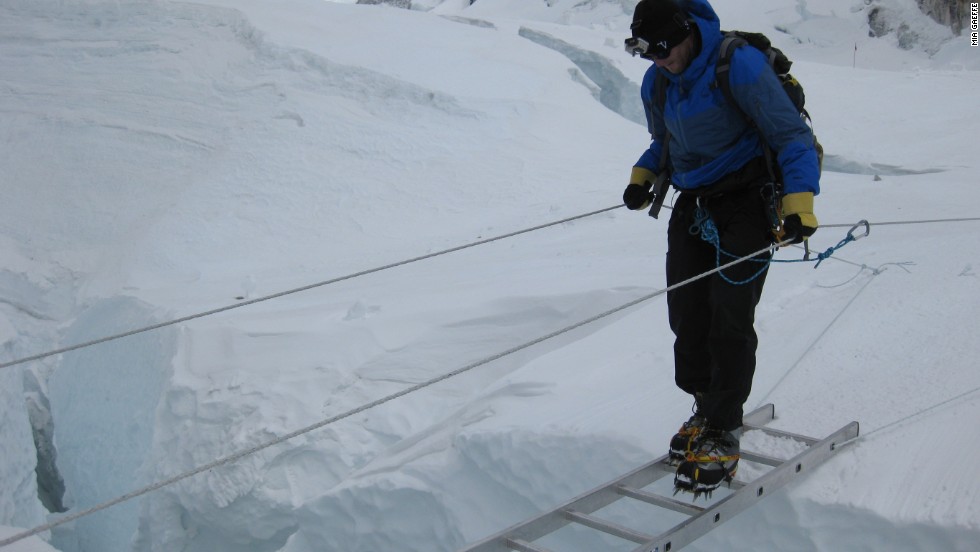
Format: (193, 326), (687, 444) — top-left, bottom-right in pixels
(635, 0), (819, 196)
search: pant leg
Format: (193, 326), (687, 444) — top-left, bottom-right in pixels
(698, 188), (774, 431)
(666, 193), (717, 397)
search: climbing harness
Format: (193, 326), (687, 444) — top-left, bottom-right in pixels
(690, 206), (871, 284)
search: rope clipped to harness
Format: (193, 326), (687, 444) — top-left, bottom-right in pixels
(690, 208), (870, 284)
(690, 208), (771, 285)
(808, 220), (871, 268)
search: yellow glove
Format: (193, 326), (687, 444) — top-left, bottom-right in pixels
(623, 167), (657, 210)
(778, 192), (818, 244)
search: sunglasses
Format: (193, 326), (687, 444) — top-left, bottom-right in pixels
(624, 36), (672, 60)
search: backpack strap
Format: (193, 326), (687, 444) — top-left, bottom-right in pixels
(649, 71), (672, 219)
(714, 33), (745, 110)
(654, 71), (668, 113)
(714, 33), (779, 188)
(653, 71), (672, 167)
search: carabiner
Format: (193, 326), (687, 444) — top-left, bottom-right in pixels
(846, 220), (871, 242)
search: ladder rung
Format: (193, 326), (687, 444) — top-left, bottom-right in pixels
(616, 485), (705, 517)
(740, 450), (784, 467)
(504, 538), (554, 552)
(743, 423), (819, 445)
(563, 509), (655, 544)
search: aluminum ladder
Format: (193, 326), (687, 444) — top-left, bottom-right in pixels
(458, 403), (859, 552)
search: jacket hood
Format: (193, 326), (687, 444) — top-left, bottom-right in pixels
(661, 0), (721, 86)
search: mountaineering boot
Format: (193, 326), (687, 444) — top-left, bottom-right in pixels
(668, 394), (705, 465)
(674, 428), (740, 498)
(668, 412), (705, 465)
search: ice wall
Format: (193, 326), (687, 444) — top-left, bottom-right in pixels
(0, 364), (44, 530)
(47, 297), (175, 552)
(0, 240), (79, 533)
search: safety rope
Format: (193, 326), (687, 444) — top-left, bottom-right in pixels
(2, 209), (975, 547)
(3, 210), (973, 372)
(801, 220), (871, 269)
(754, 267), (880, 406)
(749, 251), (980, 451)
(689, 208), (772, 285)
(690, 206), (871, 284)
(0, 236), (793, 549)
(0, 205), (623, 372)
(821, 216), (980, 228)
(860, 384), (980, 440)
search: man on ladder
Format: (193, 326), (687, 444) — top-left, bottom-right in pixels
(621, 0), (821, 495)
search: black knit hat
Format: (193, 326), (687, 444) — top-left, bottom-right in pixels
(630, 0), (692, 57)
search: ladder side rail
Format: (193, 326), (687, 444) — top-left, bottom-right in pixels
(633, 421), (860, 552)
(457, 404), (780, 552)
(459, 456), (673, 552)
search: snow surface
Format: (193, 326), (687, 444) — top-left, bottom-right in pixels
(1, 0), (978, 551)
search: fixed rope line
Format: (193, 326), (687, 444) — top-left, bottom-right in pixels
(861, 385), (980, 440)
(1, 208), (959, 545)
(798, 215), (980, 272)
(785, 243), (876, 274)
(0, 235), (793, 549)
(693, 218), (870, 283)
(2, 210), (969, 373)
(0, 205), (625, 372)
(754, 266), (880, 406)
(826, 384), (980, 453)
(754, 257), (915, 404)
(820, 215), (980, 228)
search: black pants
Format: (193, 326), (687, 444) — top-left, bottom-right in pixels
(665, 187), (774, 431)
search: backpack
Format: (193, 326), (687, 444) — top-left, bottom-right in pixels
(712, 31), (823, 176)
(647, 30), (823, 221)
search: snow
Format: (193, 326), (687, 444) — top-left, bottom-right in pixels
(0, 0), (978, 551)
(0, 528), (58, 552)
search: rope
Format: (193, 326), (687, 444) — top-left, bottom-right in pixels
(0, 205), (624, 372)
(753, 267), (880, 406)
(2, 206), (971, 545)
(821, 215), (980, 229)
(806, 221), (870, 269)
(860, 385), (980, 440)
(3, 211), (971, 372)
(0, 236), (790, 549)
(754, 258), (922, 408)
(0, 205), (980, 548)
(689, 208), (772, 285)
(689, 207), (870, 284)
